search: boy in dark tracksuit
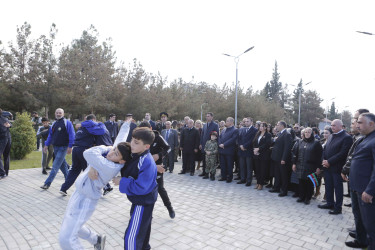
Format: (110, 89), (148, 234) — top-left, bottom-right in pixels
(37, 118), (53, 175)
(139, 121), (175, 219)
(113, 127), (158, 250)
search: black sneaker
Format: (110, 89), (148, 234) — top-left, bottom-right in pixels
(59, 190), (68, 196)
(167, 206), (175, 219)
(42, 170), (48, 175)
(103, 187), (113, 196)
(94, 234), (106, 250)
(40, 184), (49, 190)
(46, 166), (52, 170)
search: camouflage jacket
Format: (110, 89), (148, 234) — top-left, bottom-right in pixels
(204, 139), (218, 157)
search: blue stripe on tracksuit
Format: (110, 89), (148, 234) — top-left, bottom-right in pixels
(124, 204), (154, 250)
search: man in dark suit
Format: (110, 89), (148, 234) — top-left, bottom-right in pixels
(104, 113), (119, 143)
(218, 117), (239, 183)
(161, 121), (179, 173)
(237, 117), (258, 186)
(318, 119), (352, 214)
(350, 113), (375, 250)
(179, 119), (200, 176)
(270, 120), (293, 196)
(124, 114), (137, 143)
(144, 112), (156, 130)
(156, 112), (168, 133)
(199, 112), (219, 178)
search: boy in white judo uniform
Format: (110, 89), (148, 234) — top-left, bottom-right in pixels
(59, 120), (131, 250)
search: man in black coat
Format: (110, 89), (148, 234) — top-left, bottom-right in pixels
(179, 119), (200, 175)
(104, 113), (119, 143)
(0, 108), (11, 179)
(269, 120), (293, 196)
(349, 113), (375, 249)
(319, 119), (352, 214)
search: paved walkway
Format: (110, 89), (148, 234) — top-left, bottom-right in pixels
(0, 161), (356, 249)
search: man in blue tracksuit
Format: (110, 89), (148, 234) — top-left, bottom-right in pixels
(113, 127), (158, 250)
(59, 114), (108, 195)
(41, 108), (75, 189)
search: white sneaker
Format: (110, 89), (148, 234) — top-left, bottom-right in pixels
(59, 190), (67, 196)
(94, 234), (106, 250)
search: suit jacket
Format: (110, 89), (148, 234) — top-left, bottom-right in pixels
(104, 120), (119, 139)
(350, 130), (375, 195)
(161, 128), (179, 149)
(200, 121), (219, 153)
(323, 130), (352, 173)
(126, 122), (137, 142)
(271, 129), (293, 162)
(149, 120), (156, 131)
(180, 127), (200, 153)
(237, 126), (258, 157)
(218, 126), (238, 156)
(253, 132), (272, 161)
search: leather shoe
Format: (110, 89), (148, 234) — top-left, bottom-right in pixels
(329, 210), (342, 215)
(245, 183), (252, 187)
(304, 200), (310, 205)
(349, 231), (356, 239)
(178, 171), (186, 174)
(198, 173), (205, 177)
(292, 193), (299, 198)
(278, 193), (287, 197)
(345, 240), (368, 249)
(296, 198), (304, 203)
(226, 179), (232, 183)
(218, 178), (226, 181)
(237, 181), (245, 184)
(269, 189), (280, 193)
(234, 177), (241, 180)
(318, 204), (334, 209)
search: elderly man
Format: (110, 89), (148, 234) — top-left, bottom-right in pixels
(318, 119), (352, 214)
(179, 119), (200, 175)
(161, 121), (179, 173)
(41, 108), (75, 189)
(349, 113), (375, 249)
(218, 117), (239, 183)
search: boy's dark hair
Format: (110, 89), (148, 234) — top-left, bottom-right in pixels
(41, 117), (48, 122)
(132, 127), (155, 145)
(86, 114), (96, 120)
(109, 113), (116, 118)
(206, 112), (214, 117)
(117, 142), (132, 162)
(138, 121), (151, 128)
(278, 120), (287, 128)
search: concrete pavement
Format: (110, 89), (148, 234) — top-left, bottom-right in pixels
(0, 161), (356, 249)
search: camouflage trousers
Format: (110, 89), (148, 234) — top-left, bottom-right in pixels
(205, 155), (218, 174)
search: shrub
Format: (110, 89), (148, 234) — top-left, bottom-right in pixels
(10, 112), (36, 160)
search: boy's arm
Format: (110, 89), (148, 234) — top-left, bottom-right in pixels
(118, 157), (156, 196)
(83, 146), (119, 181)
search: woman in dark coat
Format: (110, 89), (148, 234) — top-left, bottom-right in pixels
(253, 122), (272, 190)
(292, 127), (323, 204)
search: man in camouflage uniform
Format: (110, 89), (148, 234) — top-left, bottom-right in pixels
(204, 131), (219, 180)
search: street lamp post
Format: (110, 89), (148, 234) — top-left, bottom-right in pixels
(200, 103), (207, 121)
(291, 81), (311, 125)
(223, 46), (254, 126)
(325, 97), (336, 126)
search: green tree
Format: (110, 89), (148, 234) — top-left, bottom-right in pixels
(329, 102), (337, 120)
(10, 112), (36, 159)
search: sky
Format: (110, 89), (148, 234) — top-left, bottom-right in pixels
(1, 0), (375, 116)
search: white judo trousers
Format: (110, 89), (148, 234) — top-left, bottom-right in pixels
(59, 191), (99, 250)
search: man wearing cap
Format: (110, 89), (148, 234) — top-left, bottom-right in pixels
(124, 114), (137, 143)
(156, 112), (168, 133)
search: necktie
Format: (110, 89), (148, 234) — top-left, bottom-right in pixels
(166, 130), (170, 141)
(246, 128), (249, 133)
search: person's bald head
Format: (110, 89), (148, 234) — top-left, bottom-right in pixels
(55, 108), (64, 120)
(331, 119), (343, 133)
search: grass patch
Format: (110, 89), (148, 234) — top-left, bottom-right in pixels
(10, 151), (72, 170)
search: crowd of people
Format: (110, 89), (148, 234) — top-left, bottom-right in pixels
(1, 107), (375, 250)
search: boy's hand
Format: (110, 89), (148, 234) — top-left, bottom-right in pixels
(157, 164), (165, 173)
(88, 168), (99, 180)
(112, 176), (121, 185)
